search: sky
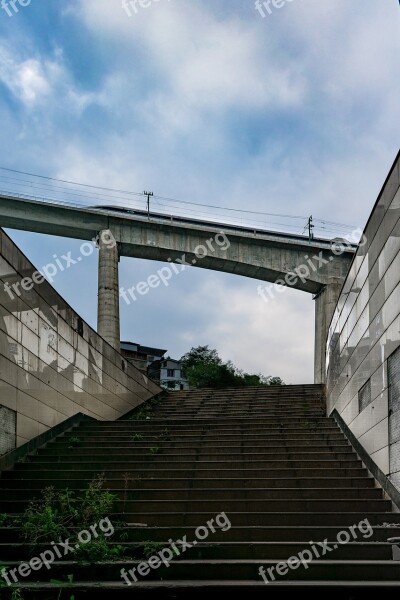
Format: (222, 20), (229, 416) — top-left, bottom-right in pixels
(0, 0), (399, 383)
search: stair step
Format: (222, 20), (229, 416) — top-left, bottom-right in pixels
(13, 580), (400, 598)
(51, 436), (347, 444)
(1, 383), (396, 591)
(0, 477), (375, 489)
(0, 499), (390, 513)
(5, 560), (400, 582)
(0, 487), (382, 501)
(40, 447), (354, 456)
(111, 513), (393, 527)
(2, 525), (398, 543)
(0, 542), (394, 562)
(6, 468), (371, 479)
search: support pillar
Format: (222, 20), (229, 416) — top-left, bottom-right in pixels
(97, 230), (120, 350)
(314, 279), (342, 384)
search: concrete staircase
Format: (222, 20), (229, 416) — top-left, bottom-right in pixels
(1, 384), (400, 597)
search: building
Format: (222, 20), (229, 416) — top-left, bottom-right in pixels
(120, 342), (166, 372)
(121, 342), (189, 390)
(148, 358), (189, 391)
(326, 150), (400, 487)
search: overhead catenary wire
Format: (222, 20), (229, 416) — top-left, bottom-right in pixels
(0, 167), (145, 198)
(0, 167), (307, 221)
(0, 166), (358, 238)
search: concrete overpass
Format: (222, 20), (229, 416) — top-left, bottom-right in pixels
(0, 192), (356, 383)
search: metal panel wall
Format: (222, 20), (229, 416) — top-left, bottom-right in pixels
(389, 347), (400, 485)
(326, 152), (400, 478)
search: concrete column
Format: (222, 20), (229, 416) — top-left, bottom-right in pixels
(97, 230), (120, 350)
(314, 279), (343, 384)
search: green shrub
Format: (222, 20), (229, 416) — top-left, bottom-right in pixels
(18, 474), (118, 563)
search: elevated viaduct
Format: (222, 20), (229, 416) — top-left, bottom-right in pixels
(0, 193), (356, 383)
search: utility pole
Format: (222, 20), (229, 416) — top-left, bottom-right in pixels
(144, 191), (153, 220)
(307, 215), (314, 242)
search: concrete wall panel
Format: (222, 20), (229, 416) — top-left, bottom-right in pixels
(327, 152), (400, 487)
(0, 229), (161, 450)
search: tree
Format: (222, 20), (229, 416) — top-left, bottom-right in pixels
(181, 346), (233, 389)
(241, 373), (270, 386)
(267, 376), (284, 386)
(180, 346), (284, 389)
(181, 346), (222, 369)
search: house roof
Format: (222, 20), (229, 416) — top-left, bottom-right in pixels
(120, 341), (167, 356)
(162, 358), (182, 366)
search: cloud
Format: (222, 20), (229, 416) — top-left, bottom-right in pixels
(0, 42), (101, 116)
(73, 0), (306, 126)
(0, 46), (51, 105)
(176, 275), (314, 383)
(1, 0), (399, 384)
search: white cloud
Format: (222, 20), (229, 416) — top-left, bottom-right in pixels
(0, 47), (51, 105)
(175, 275), (314, 383)
(74, 0), (306, 123)
(0, 44), (100, 114)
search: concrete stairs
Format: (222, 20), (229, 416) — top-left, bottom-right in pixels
(1, 383), (400, 597)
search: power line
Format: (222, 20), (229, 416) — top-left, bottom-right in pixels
(0, 166), (358, 236)
(314, 217), (357, 228)
(0, 167), (144, 198)
(151, 198), (314, 232)
(0, 166), (307, 221)
(153, 193), (307, 220)
(0, 175), (147, 208)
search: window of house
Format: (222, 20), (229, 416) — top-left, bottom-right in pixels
(167, 369), (175, 377)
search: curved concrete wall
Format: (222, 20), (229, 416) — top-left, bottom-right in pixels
(0, 229), (161, 448)
(326, 152), (400, 481)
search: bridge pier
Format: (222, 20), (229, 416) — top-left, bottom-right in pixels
(97, 230), (120, 350)
(314, 279), (343, 385)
